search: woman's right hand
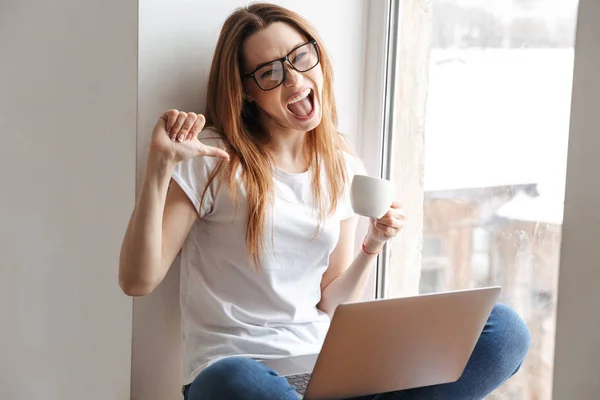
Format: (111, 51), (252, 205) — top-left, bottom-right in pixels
(149, 109), (230, 164)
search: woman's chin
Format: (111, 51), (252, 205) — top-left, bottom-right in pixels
(305, 113), (322, 131)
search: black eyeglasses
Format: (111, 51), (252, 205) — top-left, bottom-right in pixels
(243, 40), (320, 91)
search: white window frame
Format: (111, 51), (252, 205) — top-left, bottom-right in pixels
(356, 0), (403, 299)
(552, 0), (600, 396)
(356, 0), (600, 396)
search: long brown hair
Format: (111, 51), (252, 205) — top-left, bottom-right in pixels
(202, 3), (349, 268)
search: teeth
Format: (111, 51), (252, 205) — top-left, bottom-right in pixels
(287, 88), (311, 104)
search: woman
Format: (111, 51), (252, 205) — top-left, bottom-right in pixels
(119, 3), (530, 399)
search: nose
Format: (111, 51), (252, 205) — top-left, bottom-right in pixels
(283, 62), (303, 88)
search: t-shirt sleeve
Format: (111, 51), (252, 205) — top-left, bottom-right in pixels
(170, 130), (224, 217)
(338, 152), (368, 220)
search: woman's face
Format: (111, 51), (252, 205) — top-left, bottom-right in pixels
(242, 22), (323, 133)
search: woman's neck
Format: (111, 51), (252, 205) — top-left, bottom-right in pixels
(263, 119), (309, 174)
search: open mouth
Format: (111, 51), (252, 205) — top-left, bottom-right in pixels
(286, 88), (315, 119)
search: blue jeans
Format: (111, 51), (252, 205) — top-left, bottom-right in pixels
(184, 304), (530, 400)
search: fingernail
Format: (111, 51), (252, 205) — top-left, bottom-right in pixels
(171, 136), (176, 142)
(177, 136), (184, 143)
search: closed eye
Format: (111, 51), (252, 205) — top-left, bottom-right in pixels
(292, 52), (307, 64)
(260, 70), (273, 79)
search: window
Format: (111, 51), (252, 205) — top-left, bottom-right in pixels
(376, 1), (578, 399)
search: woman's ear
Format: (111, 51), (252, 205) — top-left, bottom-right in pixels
(243, 92), (254, 103)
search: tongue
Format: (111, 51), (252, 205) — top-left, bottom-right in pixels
(287, 97), (313, 117)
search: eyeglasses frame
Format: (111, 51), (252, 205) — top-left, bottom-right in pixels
(242, 40), (320, 91)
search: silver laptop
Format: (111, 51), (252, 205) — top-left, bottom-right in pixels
(261, 286), (501, 400)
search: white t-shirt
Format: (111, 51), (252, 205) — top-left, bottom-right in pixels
(171, 129), (366, 385)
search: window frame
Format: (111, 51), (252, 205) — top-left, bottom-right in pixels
(552, 0), (600, 396)
(356, 0), (401, 299)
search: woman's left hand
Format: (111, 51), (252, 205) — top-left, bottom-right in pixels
(364, 200), (407, 252)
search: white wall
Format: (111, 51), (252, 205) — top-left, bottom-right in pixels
(553, 0), (600, 397)
(0, 1), (137, 400)
(134, 1), (367, 398)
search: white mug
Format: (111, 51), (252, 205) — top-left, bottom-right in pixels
(350, 175), (395, 219)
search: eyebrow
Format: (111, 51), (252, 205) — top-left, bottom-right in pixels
(250, 41), (307, 72)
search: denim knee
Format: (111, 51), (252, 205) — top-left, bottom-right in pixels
(186, 356), (298, 400)
(489, 304), (531, 374)
(202, 356), (267, 383)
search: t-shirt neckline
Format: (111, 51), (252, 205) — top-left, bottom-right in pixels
(274, 165), (311, 181)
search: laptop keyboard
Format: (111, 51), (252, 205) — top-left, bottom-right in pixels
(286, 372), (312, 395)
